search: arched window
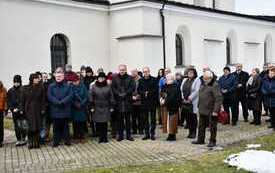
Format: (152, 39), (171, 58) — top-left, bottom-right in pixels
(226, 38), (231, 65)
(50, 34), (68, 72)
(176, 34), (184, 66)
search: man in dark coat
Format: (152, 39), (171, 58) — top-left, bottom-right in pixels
(48, 67), (73, 147)
(261, 67), (275, 130)
(192, 70), (223, 147)
(111, 64), (135, 141)
(218, 67), (238, 125)
(7, 75), (27, 146)
(260, 64), (269, 117)
(138, 67), (158, 140)
(232, 63), (249, 122)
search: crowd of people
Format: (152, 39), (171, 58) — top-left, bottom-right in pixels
(0, 63), (274, 149)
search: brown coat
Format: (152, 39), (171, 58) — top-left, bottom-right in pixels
(21, 84), (46, 132)
(198, 78), (223, 116)
(0, 87), (7, 112)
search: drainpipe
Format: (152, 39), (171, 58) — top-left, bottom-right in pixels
(160, 0), (167, 69)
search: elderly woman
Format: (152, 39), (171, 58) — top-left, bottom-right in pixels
(71, 73), (88, 143)
(161, 74), (181, 141)
(0, 81), (7, 147)
(192, 71), (223, 147)
(180, 68), (201, 138)
(90, 72), (115, 143)
(218, 67), (238, 126)
(246, 68), (262, 125)
(21, 73), (46, 149)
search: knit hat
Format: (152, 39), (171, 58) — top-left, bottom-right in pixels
(69, 72), (80, 82)
(97, 72), (106, 79)
(13, 75), (22, 84)
(86, 66), (93, 74)
(223, 67), (231, 72)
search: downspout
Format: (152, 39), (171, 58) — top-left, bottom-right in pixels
(160, 0), (166, 69)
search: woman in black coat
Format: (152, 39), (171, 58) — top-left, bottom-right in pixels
(246, 68), (262, 125)
(161, 74), (181, 141)
(90, 72), (115, 143)
(21, 73), (46, 149)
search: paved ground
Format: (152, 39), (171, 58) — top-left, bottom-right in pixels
(1, 116), (274, 173)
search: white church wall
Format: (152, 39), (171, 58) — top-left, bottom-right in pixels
(162, 4), (275, 76)
(215, 0), (235, 12)
(0, 0), (109, 87)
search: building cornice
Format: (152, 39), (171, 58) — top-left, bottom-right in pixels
(28, 0), (109, 11)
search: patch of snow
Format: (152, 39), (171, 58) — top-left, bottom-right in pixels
(224, 150), (275, 173)
(246, 144), (261, 149)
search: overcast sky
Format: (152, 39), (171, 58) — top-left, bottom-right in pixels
(236, 0), (275, 15)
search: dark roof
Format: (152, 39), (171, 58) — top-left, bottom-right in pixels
(112, 0), (275, 23)
(254, 15), (275, 22)
(72, 0), (110, 5)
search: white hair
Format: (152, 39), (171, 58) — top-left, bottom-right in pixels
(204, 70), (213, 79)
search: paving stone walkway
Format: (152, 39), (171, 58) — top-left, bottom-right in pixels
(1, 116), (273, 173)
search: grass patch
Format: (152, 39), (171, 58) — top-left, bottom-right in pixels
(66, 133), (275, 173)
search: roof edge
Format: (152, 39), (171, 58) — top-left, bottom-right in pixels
(111, 0), (275, 23)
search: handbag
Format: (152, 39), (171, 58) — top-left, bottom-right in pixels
(218, 111), (229, 125)
(182, 102), (193, 113)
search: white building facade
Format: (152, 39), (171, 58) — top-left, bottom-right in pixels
(0, 0), (275, 86)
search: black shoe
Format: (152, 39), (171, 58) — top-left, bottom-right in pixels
(207, 142), (216, 148)
(250, 121), (255, 125)
(28, 142), (33, 149)
(64, 142), (71, 146)
(232, 122), (237, 126)
(266, 119), (271, 122)
(126, 137), (134, 141)
(187, 132), (196, 139)
(268, 125), (274, 129)
(150, 136), (156, 141)
(166, 134), (176, 141)
(192, 141), (205, 145)
(0, 143), (3, 148)
(52, 143), (59, 148)
(98, 138), (104, 143)
(103, 138), (109, 143)
(117, 137), (124, 142)
(142, 136), (150, 140)
(166, 135), (172, 141)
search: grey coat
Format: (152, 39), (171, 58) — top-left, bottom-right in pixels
(198, 78), (223, 116)
(90, 82), (115, 123)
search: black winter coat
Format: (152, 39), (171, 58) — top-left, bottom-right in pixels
(164, 83), (181, 114)
(21, 84), (46, 132)
(138, 76), (159, 110)
(233, 71), (249, 97)
(7, 86), (23, 114)
(111, 74), (135, 113)
(246, 76), (262, 111)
